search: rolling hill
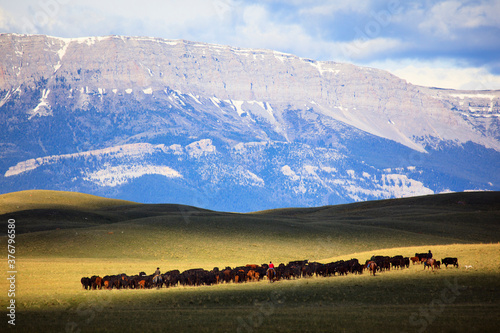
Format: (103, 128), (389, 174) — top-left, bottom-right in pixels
(2, 190), (499, 265)
(1, 190), (499, 333)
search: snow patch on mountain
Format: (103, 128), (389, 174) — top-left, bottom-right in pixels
(84, 163), (182, 187)
(235, 168), (265, 187)
(28, 89), (52, 119)
(185, 139), (216, 158)
(4, 143), (167, 177)
(281, 165), (299, 181)
(339, 173), (434, 202)
(54, 38), (70, 72)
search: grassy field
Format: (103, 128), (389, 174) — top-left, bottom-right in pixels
(0, 190), (499, 332)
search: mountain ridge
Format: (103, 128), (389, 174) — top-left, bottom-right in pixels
(2, 34), (499, 151)
(1, 33), (499, 211)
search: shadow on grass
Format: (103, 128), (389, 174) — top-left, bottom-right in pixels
(5, 270), (499, 333)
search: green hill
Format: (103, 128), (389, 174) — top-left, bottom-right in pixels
(1, 190), (499, 333)
(2, 190), (499, 265)
(0, 190), (138, 214)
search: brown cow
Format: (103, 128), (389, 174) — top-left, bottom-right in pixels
(222, 269), (233, 283)
(91, 276), (102, 289)
(246, 270), (260, 282)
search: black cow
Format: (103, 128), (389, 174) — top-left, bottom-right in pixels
(180, 268), (209, 286)
(81, 277), (91, 290)
(102, 275), (121, 289)
(403, 257), (410, 268)
(371, 256), (391, 271)
(441, 257), (459, 268)
(351, 262), (363, 274)
(163, 270), (180, 288)
(415, 253), (429, 262)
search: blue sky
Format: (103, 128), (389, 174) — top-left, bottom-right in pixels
(1, 0), (500, 89)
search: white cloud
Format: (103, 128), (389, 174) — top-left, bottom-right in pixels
(337, 37), (407, 61)
(418, 0), (500, 38)
(226, 5), (405, 63)
(299, 0), (371, 16)
(369, 59), (500, 90)
(228, 4), (335, 59)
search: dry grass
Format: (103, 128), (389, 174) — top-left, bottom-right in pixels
(1, 244), (498, 332)
(1, 191), (499, 332)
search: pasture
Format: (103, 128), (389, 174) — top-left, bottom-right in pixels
(0, 190), (499, 332)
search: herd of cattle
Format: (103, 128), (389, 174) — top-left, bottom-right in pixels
(81, 254), (459, 290)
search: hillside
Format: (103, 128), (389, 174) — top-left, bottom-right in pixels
(1, 190), (499, 333)
(0, 189), (138, 215)
(2, 190), (499, 264)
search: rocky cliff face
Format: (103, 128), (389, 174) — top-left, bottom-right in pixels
(1, 34), (499, 211)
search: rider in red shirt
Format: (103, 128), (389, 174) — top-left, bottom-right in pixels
(269, 261), (275, 270)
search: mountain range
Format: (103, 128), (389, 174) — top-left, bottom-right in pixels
(1, 33), (499, 212)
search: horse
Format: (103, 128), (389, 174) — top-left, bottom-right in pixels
(266, 268), (276, 282)
(366, 261), (377, 276)
(152, 274), (163, 288)
(424, 258), (438, 271)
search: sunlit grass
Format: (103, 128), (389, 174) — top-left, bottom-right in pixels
(1, 191), (498, 332)
(1, 244), (498, 332)
(0, 190), (137, 215)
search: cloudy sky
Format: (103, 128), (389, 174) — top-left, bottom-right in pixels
(1, 0), (500, 90)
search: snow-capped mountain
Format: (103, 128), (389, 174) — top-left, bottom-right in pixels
(1, 34), (499, 211)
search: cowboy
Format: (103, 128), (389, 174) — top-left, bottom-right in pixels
(153, 267), (162, 285)
(427, 250), (433, 259)
(268, 261), (275, 271)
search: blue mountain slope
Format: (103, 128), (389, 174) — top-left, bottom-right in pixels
(1, 34), (499, 211)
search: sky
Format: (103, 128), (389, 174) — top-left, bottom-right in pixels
(1, 0), (500, 90)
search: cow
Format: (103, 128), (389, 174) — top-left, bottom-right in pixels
(314, 263), (328, 277)
(390, 256), (404, 269)
(222, 267), (234, 284)
(233, 267), (247, 283)
(403, 257), (410, 268)
(163, 270), (180, 288)
(137, 279), (146, 289)
(102, 275), (120, 289)
(410, 256), (420, 264)
(90, 275), (102, 289)
(371, 256), (391, 271)
(119, 274), (131, 289)
(81, 277), (91, 290)
(441, 257), (459, 268)
(246, 269), (260, 282)
(415, 253), (429, 262)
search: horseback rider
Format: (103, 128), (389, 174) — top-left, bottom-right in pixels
(267, 261), (276, 282)
(153, 267), (162, 285)
(268, 261), (275, 271)
(427, 250), (433, 260)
